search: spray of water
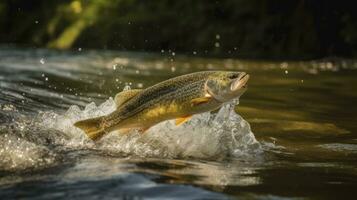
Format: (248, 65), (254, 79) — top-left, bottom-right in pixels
(0, 91), (262, 171)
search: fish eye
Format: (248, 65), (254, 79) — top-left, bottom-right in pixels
(228, 74), (239, 79)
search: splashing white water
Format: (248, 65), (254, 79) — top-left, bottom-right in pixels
(0, 94), (262, 171)
(0, 133), (57, 171)
(40, 96), (262, 159)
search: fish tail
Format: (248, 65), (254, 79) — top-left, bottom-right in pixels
(74, 116), (107, 141)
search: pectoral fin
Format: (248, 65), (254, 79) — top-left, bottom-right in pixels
(175, 115), (192, 126)
(190, 97), (211, 106)
(114, 89), (142, 108)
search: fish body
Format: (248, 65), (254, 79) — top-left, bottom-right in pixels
(74, 71), (249, 141)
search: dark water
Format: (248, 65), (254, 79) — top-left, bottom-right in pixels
(1, 48), (357, 199)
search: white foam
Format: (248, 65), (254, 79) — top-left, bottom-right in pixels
(41, 96), (262, 159)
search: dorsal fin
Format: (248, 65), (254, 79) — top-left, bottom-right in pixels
(114, 89), (142, 108)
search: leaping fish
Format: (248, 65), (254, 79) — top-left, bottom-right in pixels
(74, 71), (249, 141)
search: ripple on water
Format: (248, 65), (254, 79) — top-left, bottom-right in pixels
(318, 143), (357, 153)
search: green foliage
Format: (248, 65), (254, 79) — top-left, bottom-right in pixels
(1, 0), (357, 58)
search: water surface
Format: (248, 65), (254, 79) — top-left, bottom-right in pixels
(1, 48), (357, 199)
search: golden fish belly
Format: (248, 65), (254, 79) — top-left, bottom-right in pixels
(112, 98), (222, 130)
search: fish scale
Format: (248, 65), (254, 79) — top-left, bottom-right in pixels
(106, 72), (214, 126)
(74, 71), (248, 141)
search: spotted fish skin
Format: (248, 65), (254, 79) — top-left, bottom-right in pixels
(104, 71), (220, 130)
(74, 71), (248, 141)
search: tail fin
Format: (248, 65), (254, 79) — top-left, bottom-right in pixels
(74, 117), (107, 141)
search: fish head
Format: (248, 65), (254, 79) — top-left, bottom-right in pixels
(205, 71), (249, 102)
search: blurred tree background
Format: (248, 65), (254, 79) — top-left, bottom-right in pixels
(0, 0), (356, 59)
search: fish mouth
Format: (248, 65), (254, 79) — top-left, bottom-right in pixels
(230, 72), (250, 91)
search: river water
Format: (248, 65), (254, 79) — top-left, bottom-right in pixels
(0, 48), (356, 199)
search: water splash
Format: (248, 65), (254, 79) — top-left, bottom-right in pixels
(0, 133), (57, 171)
(41, 96), (262, 159)
(0, 105), (59, 171)
(0, 94), (262, 171)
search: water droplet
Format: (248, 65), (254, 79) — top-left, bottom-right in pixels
(193, 51), (197, 55)
(78, 47), (82, 51)
(285, 70), (289, 74)
(171, 66), (176, 72)
(135, 70), (140, 74)
(40, 58), (45, 64)
(215, 42), (220, 48)
(113, 64), (117, 70)
(216, 34), (220, 39)
(123, 85), (131, 91)
(172, 52), (175, 56)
